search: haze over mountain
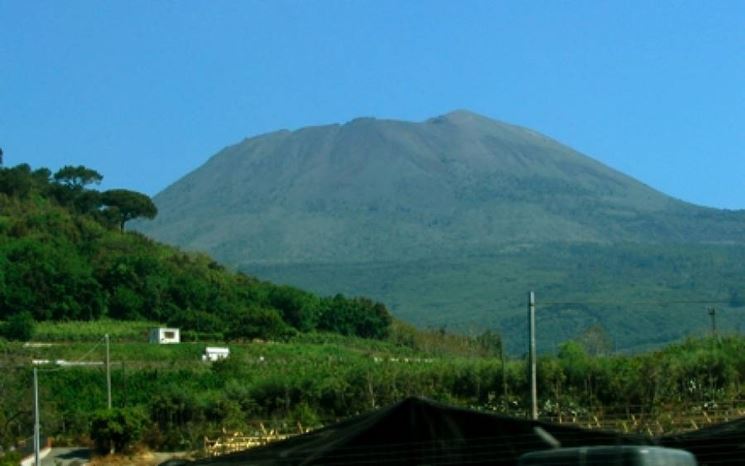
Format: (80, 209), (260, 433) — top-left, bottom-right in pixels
(137, 111), (745, 351)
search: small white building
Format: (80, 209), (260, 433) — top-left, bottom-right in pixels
(149, 327), (180, 344)
(202, 346), (230, 362)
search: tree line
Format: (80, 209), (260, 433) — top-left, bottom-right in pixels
(0, 163), (392, 340)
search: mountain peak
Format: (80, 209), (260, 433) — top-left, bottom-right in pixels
(345, 116), (377, 125)
(426, 109), (496, 127)
(443, 109), (486, 119)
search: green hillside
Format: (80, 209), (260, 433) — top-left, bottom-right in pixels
(247, 242), (745, 353)
(0, 163), (391, 341)
(135, 110), (745, 351)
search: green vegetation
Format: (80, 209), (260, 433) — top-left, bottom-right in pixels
(1, 323), (744, 453)
(0, 310), (35, 341)
(90, 407), (148, 454)
(0, 160), (469, 462)
(0, 451), (20, 466)
(0, 163), (392, 341)
(0, 323), (501, 451)
(100, 188), (158, 231)
(2, 154), (744, 458)
(248, 242), (745, 353)
(0, 162), (401, 457)
(33, 320), (159, 342)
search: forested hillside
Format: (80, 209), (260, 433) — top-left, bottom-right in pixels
(251, 243), (745, 353)
(0, 163), (391, 341)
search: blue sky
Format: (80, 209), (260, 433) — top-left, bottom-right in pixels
(2, 1), (744, 208)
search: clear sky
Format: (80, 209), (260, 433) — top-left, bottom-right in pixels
(2, 1), (744, 208)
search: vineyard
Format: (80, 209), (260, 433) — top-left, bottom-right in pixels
(3, 320), (745, 457)
(546, 400), (745, 435)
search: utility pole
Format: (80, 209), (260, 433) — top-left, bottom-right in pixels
(121, 361), (127, 407)
(708, 307), (717, 337)
(33, 367), (40, 466)
(498, 337), (508, 400)
(105, 334), (112, 409)
(528, 291), (537, 421)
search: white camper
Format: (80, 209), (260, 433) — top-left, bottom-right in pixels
(149, 327), (180, 344)
(202, 347), (230, 362)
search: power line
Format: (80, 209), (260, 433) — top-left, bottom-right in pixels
(540, 300), (732, 306)
(34, 336), (106, 372)
(410, 298), (737, 328)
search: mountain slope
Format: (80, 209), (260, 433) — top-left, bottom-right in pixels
(140, 110), (745, 264)
(137, 111), (745, 350)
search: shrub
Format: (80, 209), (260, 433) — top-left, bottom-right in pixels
(0, 451), (21, 466)
(90, 407), (148, 454)
(226, 306), (295, 341)
(0, 311), (35, 341)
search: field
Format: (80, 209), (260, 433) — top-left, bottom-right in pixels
(3, 320), (745, 457)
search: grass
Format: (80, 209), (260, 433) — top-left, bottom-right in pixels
(15, 322), (437, 371)
(34, 320), (163, 342)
